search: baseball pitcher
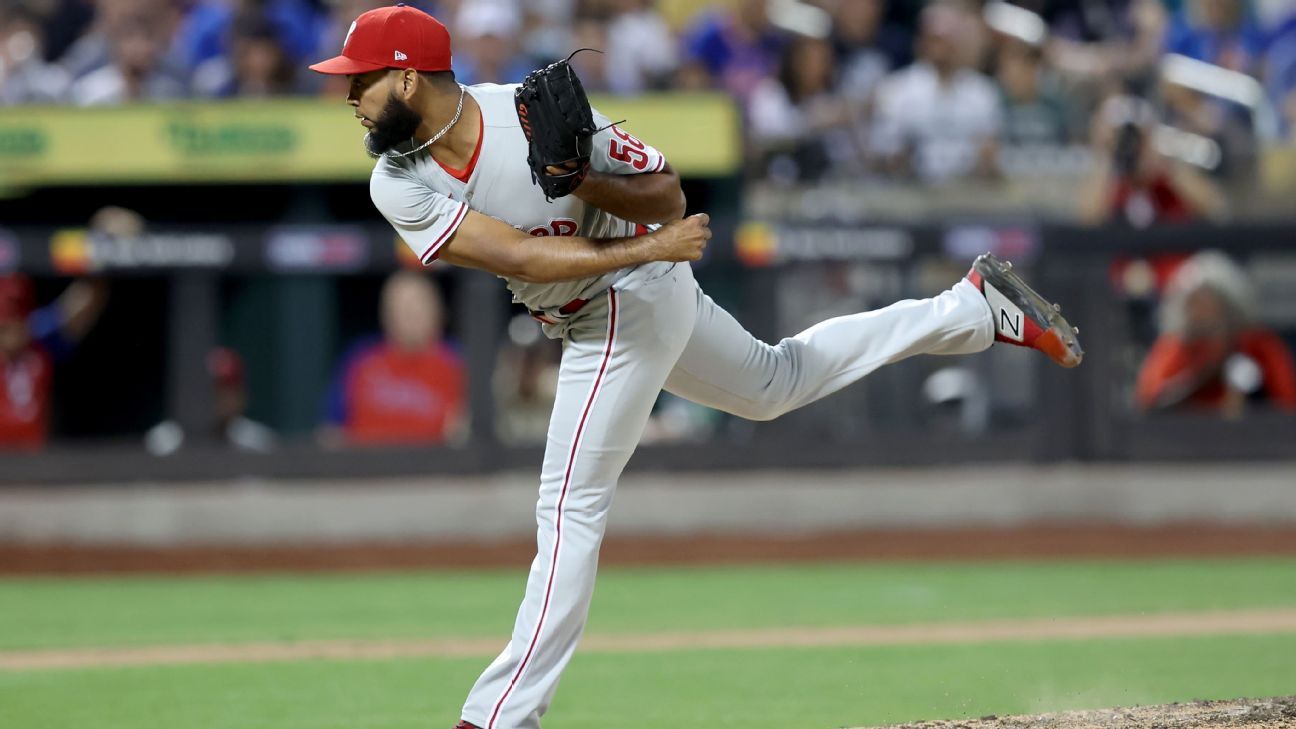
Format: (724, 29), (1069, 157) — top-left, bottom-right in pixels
(309, 6), (1083, 729)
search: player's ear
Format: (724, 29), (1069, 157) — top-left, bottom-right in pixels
(398, 69), (418, 101)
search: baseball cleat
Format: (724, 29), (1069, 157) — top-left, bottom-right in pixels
(453, 723), (482, 729)
(965, 253), (1084, 368)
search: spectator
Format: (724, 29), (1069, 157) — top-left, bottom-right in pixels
(1159, 75), (1256, 183)
(1039, 0), (1136, 43)
(68, 9), (186, 104)
(453, 1), (533, 85)
(1164, 0), (1266, 74)
(0, 2), (70, 103)
(869, 3), (1001, 183)
(205, 348), (275, 451)
(493, 314), (560, 444)
(519, 0), (574, 63)
(193, 12), (306, 97)
(996, 39), (1073, 145)
(1259, 14), (1296, 139)
(1136, 250), (1296, 415)
(568, 17), (611, 92)
(313, 0), (383, 98)
(58, 0), (182, 81)
(318, 0), (384, 56)
(29, 0), (95, 66)
(0, 271), (110, 450)
(321, 271), (466, 447)
(1077, 95), (1227, 226)
(0, 275), (47, 450)
(678, 0), (786, 99)
(1046, 0), (1166, 87)
(747, 32), (854, 181)
(174, 0), (327, 72)
(831, 0), (905, 104)
(603, 0), (678, 94)
(144, 347), (277, 455)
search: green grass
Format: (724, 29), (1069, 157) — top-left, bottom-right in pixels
(2, 558), (1295, 651)
(3, 634), (1294, 729)
(2, 557), (1295, 729)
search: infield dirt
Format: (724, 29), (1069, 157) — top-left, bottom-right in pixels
(865, 697), (1296, 729)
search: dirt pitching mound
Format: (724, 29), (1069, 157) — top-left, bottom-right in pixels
(867, 697), (1296, 729)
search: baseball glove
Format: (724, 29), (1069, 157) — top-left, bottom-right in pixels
(515, 52), (599, 200)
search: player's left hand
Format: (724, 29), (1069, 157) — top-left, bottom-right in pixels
(545, 161), (583, 180)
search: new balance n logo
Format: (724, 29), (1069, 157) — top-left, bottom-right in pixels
(1000, 308), (1022, 339)
(983, 282), (1025, 343)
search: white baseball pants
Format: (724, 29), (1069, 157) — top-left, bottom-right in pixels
(461, 262), (993, 729)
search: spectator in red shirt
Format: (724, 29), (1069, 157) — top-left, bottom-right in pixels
(0, 273), (110, 450)
(0, 275), (49, 449)
(321, 271), (466, 446)
(1079, 95), (1228, 227)
(1136, 251), (1296, 415)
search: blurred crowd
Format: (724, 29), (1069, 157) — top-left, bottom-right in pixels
(2, 1), (1294, 208)
(3, 0), (1296, 452)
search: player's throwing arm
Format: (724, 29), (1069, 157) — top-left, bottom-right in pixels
(436, 210), (710, 283)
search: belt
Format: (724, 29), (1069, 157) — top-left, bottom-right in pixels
(528, 226), (648, 325)
(529, 297), (589, 325)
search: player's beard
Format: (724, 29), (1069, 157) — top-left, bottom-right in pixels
(364, 92), (424, 156)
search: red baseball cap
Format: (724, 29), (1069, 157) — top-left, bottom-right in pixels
(0, 274), (35, 324)
(207, 347), (246, 389)
(309, 3), (453, 76)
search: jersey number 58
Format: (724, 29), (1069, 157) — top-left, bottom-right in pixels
(607, 126), (649, 171)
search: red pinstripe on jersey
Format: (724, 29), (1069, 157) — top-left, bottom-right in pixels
(422, 202), (469, 263)
(487, 289), (619, 729)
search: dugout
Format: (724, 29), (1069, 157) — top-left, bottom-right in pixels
(0, 97), (1293, 483)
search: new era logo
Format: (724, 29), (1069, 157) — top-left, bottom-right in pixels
(394, 50), (408, 61)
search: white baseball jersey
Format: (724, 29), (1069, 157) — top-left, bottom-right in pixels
(369, 82), (668, 317)
(362, 78), (999, 729)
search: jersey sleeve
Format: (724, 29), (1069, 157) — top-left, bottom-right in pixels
(589, 108), (668, 175)
(370, 169), (470, 264)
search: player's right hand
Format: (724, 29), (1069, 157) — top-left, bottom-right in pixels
(650, 213), (711, 263)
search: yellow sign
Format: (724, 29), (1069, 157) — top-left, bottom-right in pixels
(50, 229), (91, 274)
(591, 93), (741, 177)
(0, 94), (739, 191)
(735, 221), (776, 267)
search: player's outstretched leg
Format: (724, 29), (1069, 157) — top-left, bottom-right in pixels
(663, 255), (1078, 421)
(964, 253), (1084, 368)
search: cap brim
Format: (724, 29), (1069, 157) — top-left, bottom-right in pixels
(308, 55), (388, 75)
